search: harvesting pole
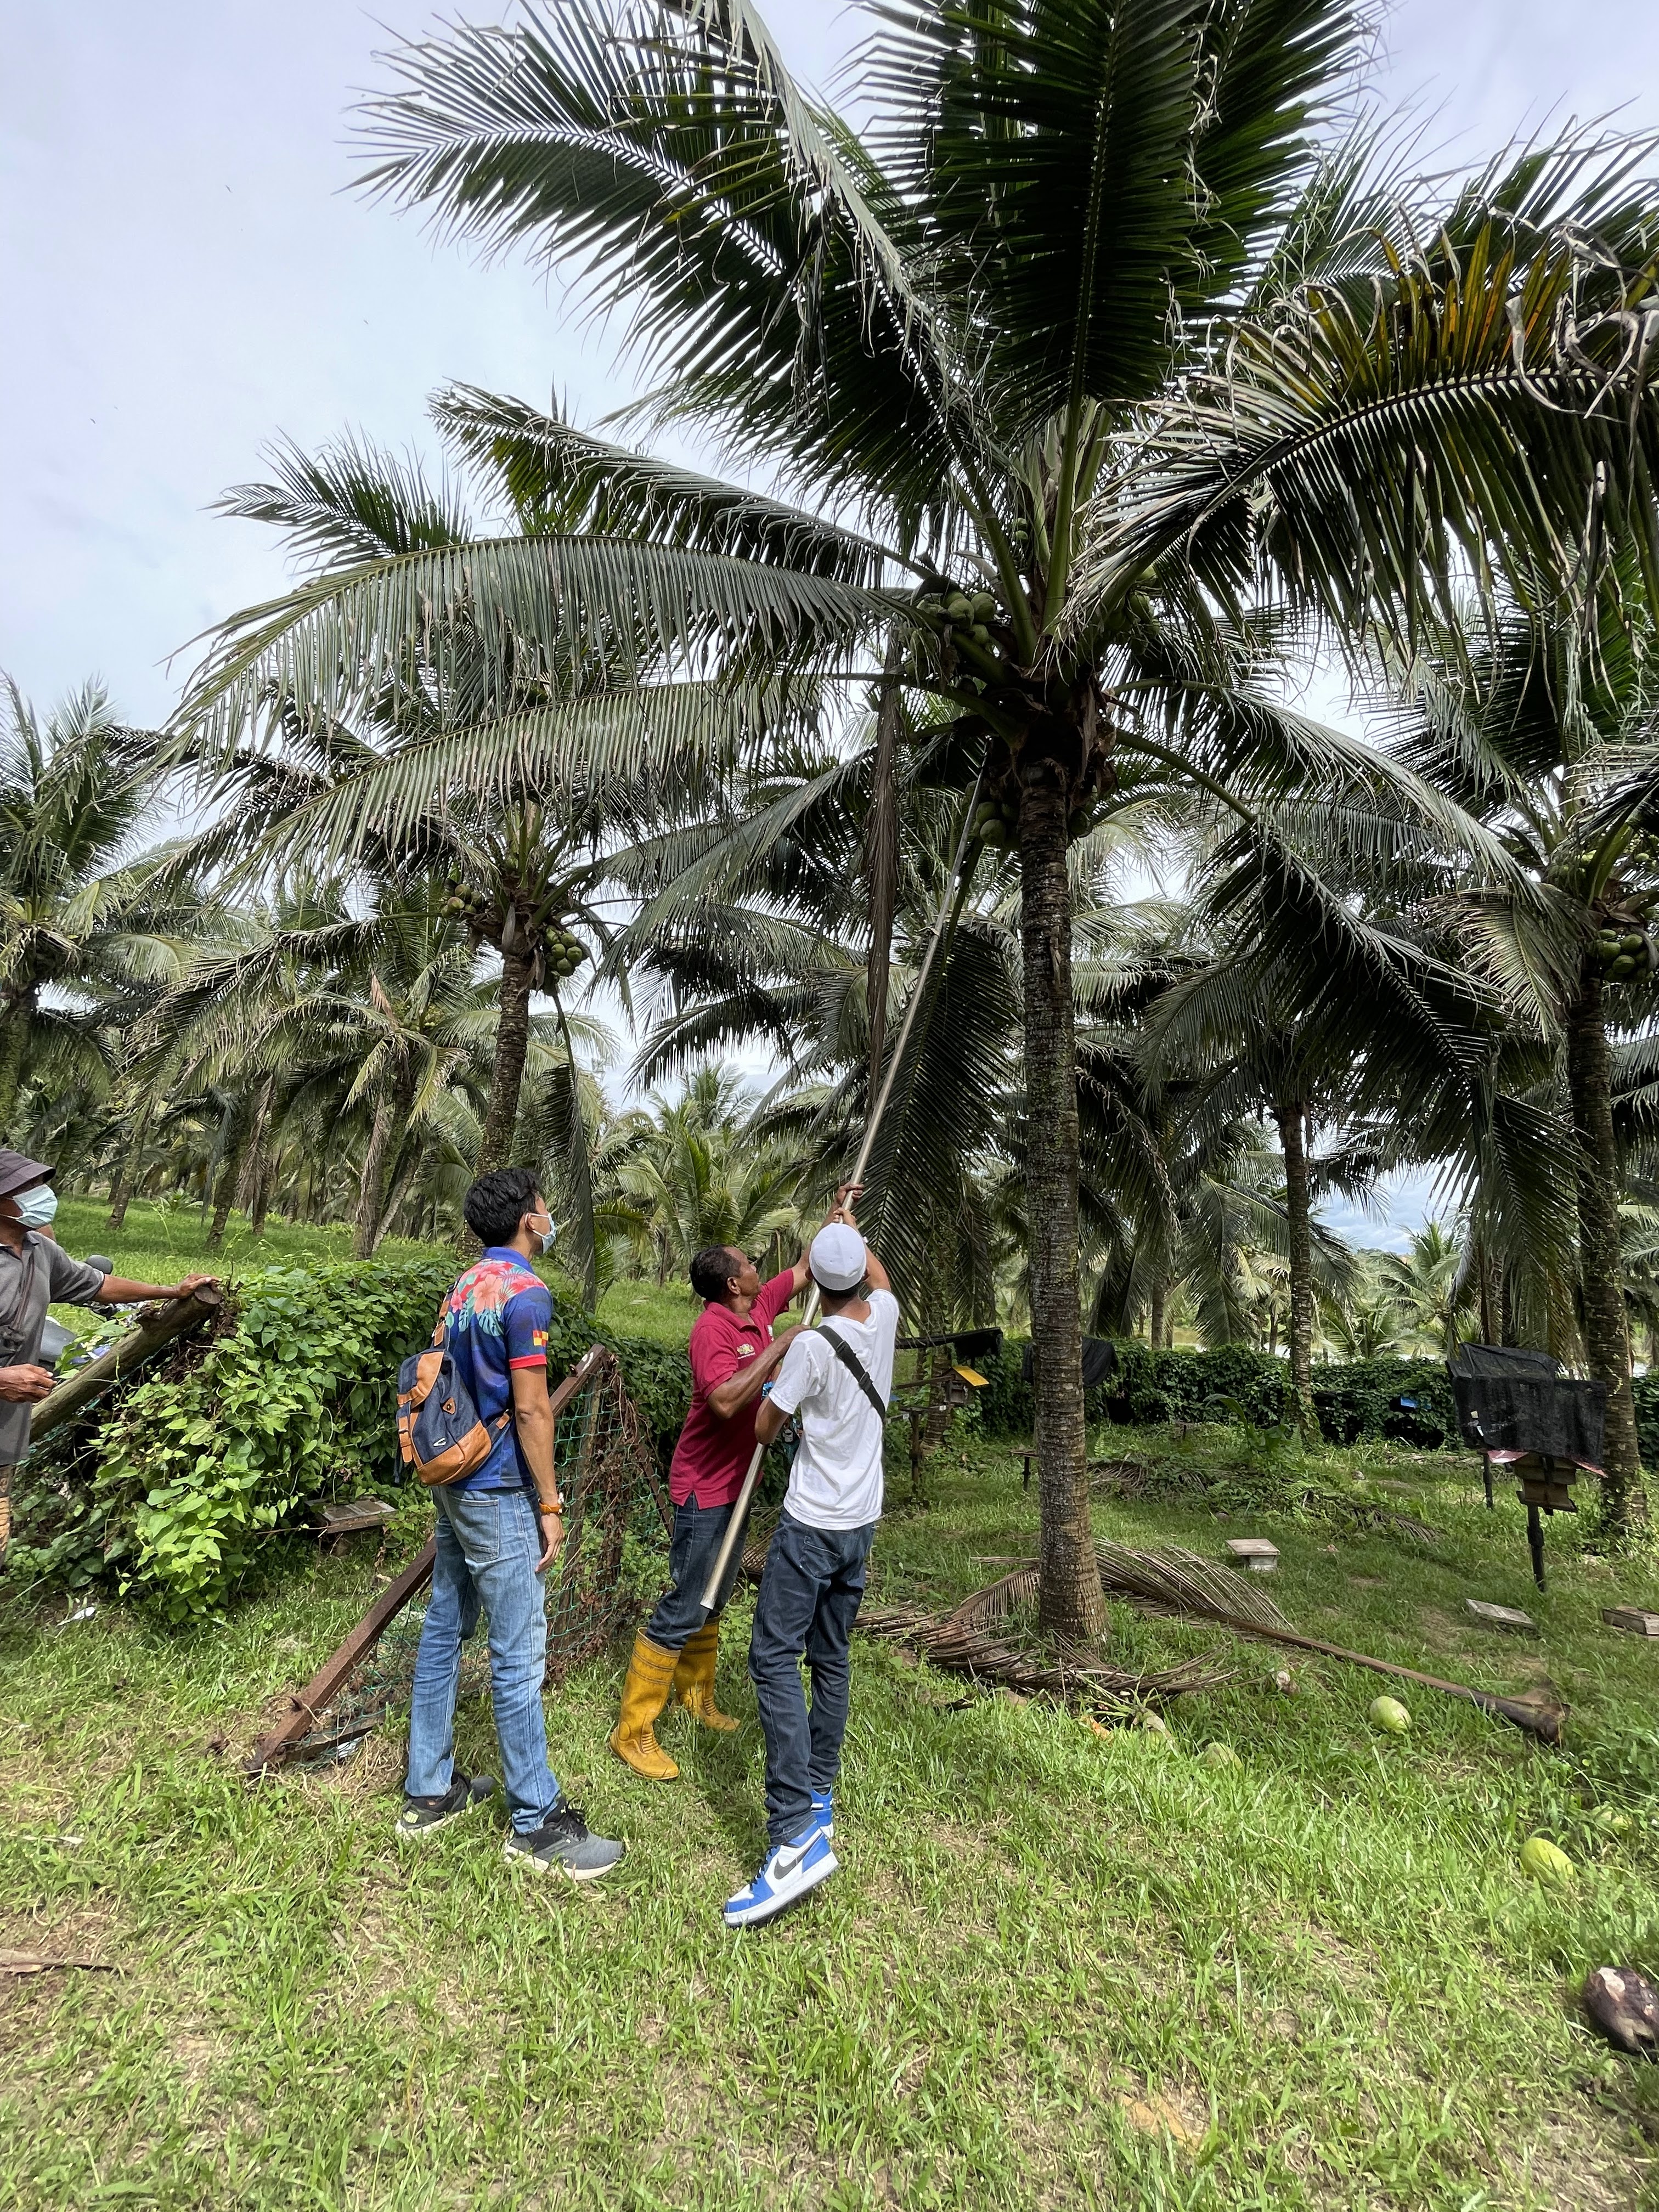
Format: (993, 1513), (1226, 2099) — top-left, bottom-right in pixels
(697, 769), (986, 1616)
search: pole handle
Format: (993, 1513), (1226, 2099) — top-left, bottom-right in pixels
(695, 763), (987, 1618)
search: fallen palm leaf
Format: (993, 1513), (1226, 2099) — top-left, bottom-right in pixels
(856, 1600), (1231, 1712)
(1094, 1543), (1566, 1743)
(944, 1567), (1037, 1628)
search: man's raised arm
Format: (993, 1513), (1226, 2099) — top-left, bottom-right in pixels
(707, 1327), (800, 1420)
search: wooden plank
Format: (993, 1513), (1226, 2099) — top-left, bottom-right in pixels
(245, 1342), (613, 1776)
(1602, 1606), (1659, 1638)
(29, 1286), (224, 1445)
(319, 1499), (394, 1530)
(1465, 1599), (1537, 1633)
(1225, 1538), (1279, 1572)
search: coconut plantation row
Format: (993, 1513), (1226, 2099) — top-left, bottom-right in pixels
(6, 0), (1659, 2205)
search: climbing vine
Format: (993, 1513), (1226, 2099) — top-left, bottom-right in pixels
(10, 1256), (693, 1621)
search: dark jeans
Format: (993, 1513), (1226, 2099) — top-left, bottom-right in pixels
(748, 1511), (876, 1847)
(644, 1497), (737, 1651)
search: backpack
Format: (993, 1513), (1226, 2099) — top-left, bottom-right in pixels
(396, 1310), (512, 1488)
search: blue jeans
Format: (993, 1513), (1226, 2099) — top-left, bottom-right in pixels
(405, 1485), (560, 1834)
(748, 1511), (876, 1847)
(644, 1497), (736, 1650)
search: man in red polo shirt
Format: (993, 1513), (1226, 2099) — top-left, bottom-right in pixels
(610, 1190), (856, 1780)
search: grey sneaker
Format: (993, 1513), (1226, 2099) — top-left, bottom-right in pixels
(504, 1798), (625, 1882)
(396, 1773), (495, 1840)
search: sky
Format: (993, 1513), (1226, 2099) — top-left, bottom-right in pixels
(5, 0), (1658, 1238)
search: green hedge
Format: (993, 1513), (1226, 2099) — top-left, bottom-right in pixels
(10, 1255), (692, 1622)
(975, 1338), (1464, 1449)
(1631, 1374), (1659, 1470)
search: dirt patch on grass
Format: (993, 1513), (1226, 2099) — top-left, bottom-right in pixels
(1501, 2101), (1651, 2211)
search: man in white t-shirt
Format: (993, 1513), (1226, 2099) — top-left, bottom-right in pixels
(723, 1210), (898, 1928)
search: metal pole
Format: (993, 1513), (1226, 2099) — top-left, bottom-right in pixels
(1527, 1500), (1546, 1589)
(696, 769), (986, 1615)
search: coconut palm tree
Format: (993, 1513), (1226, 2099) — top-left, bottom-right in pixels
(1392, 607), (1659, 1526)
(608, 1067), (807, 1287)
(1376, 1222), (1475, 1356)
(0, 679), (194, 1135)
(149, 874), (500, 1253)
(174, 4), (1659, 1634)
(162, 435), (640, 1179)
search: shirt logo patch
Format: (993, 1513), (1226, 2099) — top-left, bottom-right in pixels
(737, 1344), (755, 1357)
(532, 1329), (548, 1350)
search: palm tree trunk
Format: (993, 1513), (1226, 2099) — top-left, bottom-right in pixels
(106, 1098), (153, 1231)
(864, 636), (902, 1101)
(206, 1138), (245, 1251)
(1566, 967), (1646, 1530)
(1478, 1248), (1499, 1348)
(1148, 1278), (1166, 1350)
(477, 940), (535, 1176)
(353, 1094), (408, 1259)
(236, 1077), (275, 1235)
(373, 1132), (423, 1254)
(250, 1150), (275, 1239)
(0, 988), (37, 1136)
(1019, 770), (1105, 1644)
(1274, 1102), (1321, 1443)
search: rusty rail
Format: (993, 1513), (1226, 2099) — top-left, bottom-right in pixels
(244, 1343), (612, 1776)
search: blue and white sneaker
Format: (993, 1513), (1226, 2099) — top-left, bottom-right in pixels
(810, 1787), (833, 1839)
(723, 1824), (839, 1929)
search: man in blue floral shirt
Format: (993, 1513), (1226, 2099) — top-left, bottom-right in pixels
(400, 1165), (623, 1881)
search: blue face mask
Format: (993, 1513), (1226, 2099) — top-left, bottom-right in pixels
(11, 1185), (57, 1229)
(528, 1212), (557, 1256)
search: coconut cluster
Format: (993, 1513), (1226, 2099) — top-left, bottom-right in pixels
(442, 873), (491, 924)
(441, 872), (588, 984)
(913, 586), (1001, 645)
(541, 928), (588, 981)
(969, 789), (1109, 849)
(1592, 922), (1656, 983)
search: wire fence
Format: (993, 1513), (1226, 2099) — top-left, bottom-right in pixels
(290, 1354), (671, 1765)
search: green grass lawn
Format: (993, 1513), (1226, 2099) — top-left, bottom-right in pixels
(4, 1422), (1658, 2210)
(43, 1198), (699, 1352)
(591, 1276), (697, 1348)
(47, 1197), (431, 1289)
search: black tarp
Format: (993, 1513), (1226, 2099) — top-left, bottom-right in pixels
(1021, 1337), (1119, 1392)
(1446, 1342), (1607, 1465)
(895, 1327), (1005, 1365)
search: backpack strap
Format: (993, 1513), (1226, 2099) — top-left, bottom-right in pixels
(817, 1322), (888, 1422)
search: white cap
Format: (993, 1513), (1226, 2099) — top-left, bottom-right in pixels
(809, 1222), (868, 1292)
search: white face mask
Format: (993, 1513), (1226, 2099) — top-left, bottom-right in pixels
(528, 1212), (557, 1256)
(10, 1185), (58, 1229)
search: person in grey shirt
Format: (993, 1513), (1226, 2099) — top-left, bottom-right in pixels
(0, 1148), (215, 1558)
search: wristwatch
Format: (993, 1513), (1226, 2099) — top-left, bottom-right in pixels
(538, 1497), (565, 1516)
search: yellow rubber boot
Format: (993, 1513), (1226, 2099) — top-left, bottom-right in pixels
(610, 1633), (681, 1780)
(672, 1621), (741, 1732)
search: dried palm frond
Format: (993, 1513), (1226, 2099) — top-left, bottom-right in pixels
(1096, 1542), (1294, 1633)
(945, 1567), (1037, 1628)
(857, 1601), (1231, 1714)
(1094, 1542), (1565, 1742)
